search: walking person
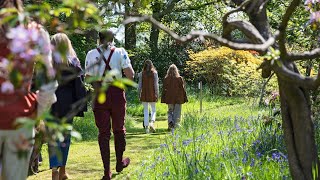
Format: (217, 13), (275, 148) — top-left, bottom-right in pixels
(161, 64), (188, 130)
(48, 33), (87, 180)
(85, 30), (134, 180)
(0, 0), (57, 179)
(138, 60), (159, 133)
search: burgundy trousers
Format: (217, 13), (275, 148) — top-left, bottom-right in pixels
(93, 86), (127, 178)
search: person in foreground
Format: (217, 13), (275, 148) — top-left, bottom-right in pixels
(161, 64), (188, 130)
(0, 0), (57, 179)
(138, 60), (159, 133)
(85, 30), (134, 180)
(48, 33), (87, 180)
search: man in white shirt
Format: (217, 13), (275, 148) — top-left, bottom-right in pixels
(85, 30), (134, 180)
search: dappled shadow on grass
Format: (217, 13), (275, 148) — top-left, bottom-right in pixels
(126, 130), (168, 138)
(69, 168), (102, 175)
(126, 127), (169, 135)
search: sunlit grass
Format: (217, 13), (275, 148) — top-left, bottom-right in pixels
(28, 89), (281, 180)
(132, 113), (290, 179)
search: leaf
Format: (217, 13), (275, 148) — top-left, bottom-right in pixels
(15, 117), (35, 129)
(111, 81), (126, 90)
(85, 76), (101, 83)
(9, 69), (23, 88)
(98, 92), (106, 104)
(71, 130), (82, 140)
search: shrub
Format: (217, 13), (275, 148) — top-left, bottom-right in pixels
(186, 47), (264, 96)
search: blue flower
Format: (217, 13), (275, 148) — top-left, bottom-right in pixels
(194, 168), (199, 174)
(250, 158), (255, 167)
(163, 171), (170, 177)
(256, 152), (262, 158)
(196, 134), (205, 141)
(150, 163), (156, 169)
(272, 152), (280, 161)
(160, 143), (168, 149)
(182, 139), (192, 146)
(242, 152), (248, 164)
(235, 122), (241, 131)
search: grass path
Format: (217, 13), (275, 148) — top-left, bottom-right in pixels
(28, 96), (257, 180)
(28, 116), (170, 180)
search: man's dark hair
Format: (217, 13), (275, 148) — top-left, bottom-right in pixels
(98, 30), (114, 43)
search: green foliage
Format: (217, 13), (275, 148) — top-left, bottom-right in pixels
(131, 44), (189, 80)
(186, 47), (265, 96)
(68, 34), (96, 66)
(132, 107), (290, 179)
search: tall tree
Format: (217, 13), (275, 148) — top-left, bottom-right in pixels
(125, 0), (137, 50)
(125, 0), (320, 179)
(149, 0), (181, 53)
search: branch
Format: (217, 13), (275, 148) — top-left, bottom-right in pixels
(174, 1), (216, 12)
(222, 0), (267, 51)
(246, 0), (269, 14)
(278, 0), (301, 59)
(223, 0), (250, 23)
(156, 0), (181, 18)
(223, 21), (266, 44)
(287, 48), (320, 61)
(272, 60), (320, 90)
(123, 15), (276, 51)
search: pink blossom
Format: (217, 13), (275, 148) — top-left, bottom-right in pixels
(0, 58), (9, 69)
(1, 81), (14, 94)
(20, 49), (39, 61)
(6, 25), (47, 62)
(310, 11), (320, 23)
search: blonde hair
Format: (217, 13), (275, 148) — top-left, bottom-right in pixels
(51, 33), (77, 64)
(165, 64), (180, 78)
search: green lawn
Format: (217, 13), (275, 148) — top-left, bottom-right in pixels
(28, 115), (170, 180)
(28, 92), (266, 180)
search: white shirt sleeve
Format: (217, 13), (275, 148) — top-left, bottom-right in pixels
(119, 48), (132, 69)
(154, 72), (159, 97)
(138, 72), (142, 95)
(85, 50), (99, 76)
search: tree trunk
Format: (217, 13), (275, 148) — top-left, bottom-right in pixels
(125, 23), (137, 50)
(125, 0), (136, 50)
(247, 6), (270, 40)
(277, 62), (320, 180)
(150, 24), (160, 53)
(149, 1), (162, 54)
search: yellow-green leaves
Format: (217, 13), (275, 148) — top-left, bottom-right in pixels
(186, 47), (277, 96)
(264, 47), (280, 61)
(98, 92), (106, 104)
